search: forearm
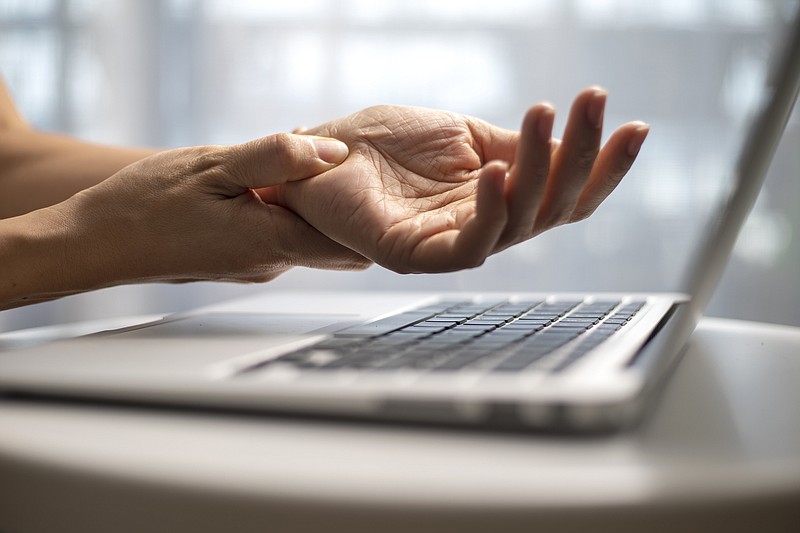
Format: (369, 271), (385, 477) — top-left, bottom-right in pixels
(0, 77), (158, 218)
(0, 193), (173, 310)
(0, 206), (93, 310)
(0, 128), (158, 219)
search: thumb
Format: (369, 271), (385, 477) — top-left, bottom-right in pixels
(217, 133), (349, 192)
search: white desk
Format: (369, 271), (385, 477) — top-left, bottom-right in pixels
(1, 318), (799, 532)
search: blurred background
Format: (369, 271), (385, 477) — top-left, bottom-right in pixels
(0, 0), (798, 332)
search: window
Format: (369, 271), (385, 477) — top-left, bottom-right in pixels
(1, 0), (797, 329)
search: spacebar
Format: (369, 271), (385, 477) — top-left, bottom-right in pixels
(334, 312), (432, 337)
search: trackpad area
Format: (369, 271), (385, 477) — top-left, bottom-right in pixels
(112, 312), (357, 339)
(0, 313), (358, 382)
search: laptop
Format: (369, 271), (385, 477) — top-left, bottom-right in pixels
(1, 11), (798, 432)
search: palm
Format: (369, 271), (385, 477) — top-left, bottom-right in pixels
(272, 106), (505, 273)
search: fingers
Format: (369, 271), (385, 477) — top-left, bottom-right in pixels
(409, 88), (644, 273)
(202, 133), (349, 194)
(470, 119), (519, 164)
(490, 87), (647, 251)
(454, 162), (509, 264)
(497, 103), (554, 249)
(571, 121), (650, 221)
(408, 162), (508, 272)
(535, 86), (606, 229)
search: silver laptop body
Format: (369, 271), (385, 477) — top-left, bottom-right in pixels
(1, 11), (798, 432)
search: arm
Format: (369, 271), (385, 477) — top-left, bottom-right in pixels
(0, 77), (157, 219)
(0, 134), (369, 310)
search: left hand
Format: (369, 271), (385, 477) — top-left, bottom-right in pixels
(259, 87), (649, 273)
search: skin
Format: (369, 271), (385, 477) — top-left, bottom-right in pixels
(0, 133), (370, 310)
(262, 87), (649, 273)
(0, 79), (648, 309)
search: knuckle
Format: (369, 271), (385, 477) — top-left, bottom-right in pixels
(185, 146), (233, 189)
(270, 133), (303, 170)
(573, 148), (599, 172)
(188, 146), (228, 175)
(609, 164), (631, 186)
(271, 131), (295, 148)
(251, 133), (309, 177)
(537, 210), (571, 231)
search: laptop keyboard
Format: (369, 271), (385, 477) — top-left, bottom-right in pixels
(257, 298), (645, 375)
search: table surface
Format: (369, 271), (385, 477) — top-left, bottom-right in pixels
(1, 316), (799, 533)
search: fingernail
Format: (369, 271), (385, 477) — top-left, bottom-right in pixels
(312, 137), (349, 164)
(538, 106), (555, 143)
(627, 122), (650, 157)
(586, 88), (607, 129)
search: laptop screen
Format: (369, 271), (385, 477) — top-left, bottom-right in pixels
(681, 6), (800, 320)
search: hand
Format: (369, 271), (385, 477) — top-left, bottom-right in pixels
(44, 134), (370, 292)
(261, 87), (649, 274)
